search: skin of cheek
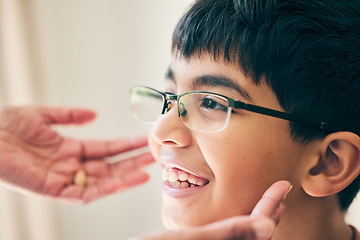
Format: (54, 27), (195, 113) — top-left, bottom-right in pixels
(190, 116), (303, 223)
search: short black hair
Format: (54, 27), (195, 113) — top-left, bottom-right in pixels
(172, 0), (360, 210)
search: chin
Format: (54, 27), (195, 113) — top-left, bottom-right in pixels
(161, 211), (198, 229)
(163, 219), (180, 230)
(161, 209), (215, 230)
(162, 213), (183, 230)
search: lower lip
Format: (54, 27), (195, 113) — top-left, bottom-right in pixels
(162, 181), (207, 198)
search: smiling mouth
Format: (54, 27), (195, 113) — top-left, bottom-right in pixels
(162, 166), (209, 188)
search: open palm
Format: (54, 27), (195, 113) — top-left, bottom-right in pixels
(0, 106), (154, 203)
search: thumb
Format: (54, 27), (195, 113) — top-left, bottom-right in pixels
(129, 216), (275, 240)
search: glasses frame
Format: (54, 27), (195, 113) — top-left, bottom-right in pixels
(131, 85), (336, 133)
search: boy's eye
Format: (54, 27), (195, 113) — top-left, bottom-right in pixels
(200, 96), (228, 112)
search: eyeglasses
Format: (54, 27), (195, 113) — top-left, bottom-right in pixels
(129, 85), (335, 133)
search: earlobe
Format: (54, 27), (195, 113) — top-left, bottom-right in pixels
(302, 132), (360, 197)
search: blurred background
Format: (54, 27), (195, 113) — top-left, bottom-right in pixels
(0, 0), (193, 239)
(0, 0), (359, 239)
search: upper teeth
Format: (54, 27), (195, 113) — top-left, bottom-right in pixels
(162, 167), (207, 187)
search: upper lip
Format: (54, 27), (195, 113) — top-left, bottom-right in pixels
(161, 163), (202, 178)
(158, 155), (210, 182)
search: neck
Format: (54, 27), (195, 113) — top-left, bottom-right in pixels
(272, 190), (353, 240)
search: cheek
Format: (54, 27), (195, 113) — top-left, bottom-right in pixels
(203, 118), (299, 177)
(197, 130), (299, 214)
(202, 136), (270, 206)
(201, 132), (272, 175)
(204, 134), (296, 180)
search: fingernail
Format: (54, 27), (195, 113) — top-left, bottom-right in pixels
(252, 218), (275, 239)
(283, 185), (293, 200)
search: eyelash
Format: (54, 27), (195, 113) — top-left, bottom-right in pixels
(200, 97), (228, 112)
(164, 89), (176, 95)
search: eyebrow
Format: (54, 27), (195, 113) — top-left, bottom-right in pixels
(193, 75), (253, 102)
(165, 67), (253, 102)
(165, 67), (174, 81)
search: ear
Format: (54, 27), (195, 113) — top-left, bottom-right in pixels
(302, 132), (360, 197)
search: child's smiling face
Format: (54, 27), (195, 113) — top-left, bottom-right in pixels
(148, 53), (310, 229)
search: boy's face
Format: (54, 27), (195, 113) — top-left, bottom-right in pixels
(148, 53), (308, 228)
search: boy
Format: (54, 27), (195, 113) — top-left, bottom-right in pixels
(130, 0), (360, 239)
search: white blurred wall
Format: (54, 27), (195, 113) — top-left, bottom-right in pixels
(0, 0), (359, 240)
(0, 1), (193, 239)
(42, 1), (194, 239)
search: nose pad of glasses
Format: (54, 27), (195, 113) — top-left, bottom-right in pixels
(180, 109), (187, 116)
(179, 103), (187, 116)
(165, 101), (172, 112)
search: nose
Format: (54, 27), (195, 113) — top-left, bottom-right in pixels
(150, 103), (192, 147)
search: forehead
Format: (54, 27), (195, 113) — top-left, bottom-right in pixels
(167, 53), (282, 111)
(168, 54), (252, 101)
(169, 54), (244, 85)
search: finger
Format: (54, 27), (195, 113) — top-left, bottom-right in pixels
(38, 106), (96, 125)
(197, 216), (275, 240)
(59, 185), (85, 202)
(82, 184), (101, 203)
(110, 152), (155, 173)
(81, 135), (149, 158)
(120, 171), (150, 187)
(81, 172), (150, 203)
(83, 160), (110, 177)
(130, 216), (275, 240)
(97, 171), (150, 195)
(273, 202), (285, 224)
(84, 171), (149, 193)
(251, 180), (292, 218)
(82, 152), (154, 177)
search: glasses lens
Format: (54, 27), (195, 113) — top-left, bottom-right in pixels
(130, 86), (164, 123)
(179, 93), (230, 132)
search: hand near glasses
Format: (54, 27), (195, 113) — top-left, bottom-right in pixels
(131, 180), (291, 240)
(0, 105), (155, 203)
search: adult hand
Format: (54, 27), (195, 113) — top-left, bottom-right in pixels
(131, 180), (291, 240)
(0, 105), (155, 203)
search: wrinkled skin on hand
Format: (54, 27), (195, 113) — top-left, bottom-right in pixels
(0, 106), (155, 203)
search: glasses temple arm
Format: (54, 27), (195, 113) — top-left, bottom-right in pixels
(234, 101), (336, 132)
